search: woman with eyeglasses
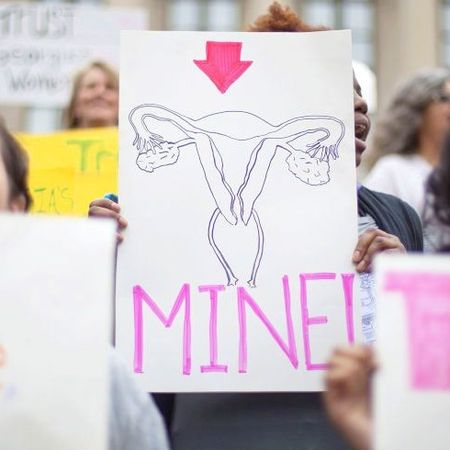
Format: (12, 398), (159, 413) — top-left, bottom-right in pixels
(365, 68), (450, 214)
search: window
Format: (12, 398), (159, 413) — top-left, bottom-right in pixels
(167, 0), (241, 31)
(300, 0), (375, 68)
(442, 0), (450, 66)
(41, 0), (101, 3)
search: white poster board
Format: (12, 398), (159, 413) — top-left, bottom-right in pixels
(0, 2), (148, 106)
(0, 214), (115, 450)
(116, 30), (360, 392)
(375, 254), (450, 450)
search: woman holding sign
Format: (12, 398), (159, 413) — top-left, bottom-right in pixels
(169, 6), (421, 450)
(88, 3), (422, 449)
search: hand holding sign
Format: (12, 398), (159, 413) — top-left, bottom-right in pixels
(324, 345), (375, 450)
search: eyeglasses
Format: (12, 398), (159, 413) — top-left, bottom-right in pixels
(434, 92), (450, 103)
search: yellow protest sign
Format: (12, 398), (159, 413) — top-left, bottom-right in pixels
(16, 128), (118, 216)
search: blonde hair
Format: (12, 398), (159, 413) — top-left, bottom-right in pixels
(64, 60), (119, 129)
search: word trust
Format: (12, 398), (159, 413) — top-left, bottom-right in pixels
(133, 273), (355, 375)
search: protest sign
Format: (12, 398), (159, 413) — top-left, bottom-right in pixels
(0, 214), (115, 450)
(375, 254), (450, 450)
(17, 127), (118, 215)
(0, 2), (148, 106)
(116, 30), (360, 392)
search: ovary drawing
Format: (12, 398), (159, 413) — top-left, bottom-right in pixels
(129, 104), (345, 287)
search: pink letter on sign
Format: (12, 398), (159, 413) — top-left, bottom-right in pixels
(237, 275), (298, 373)
(133, 284), (191, 375)
(300, 273), (335, 371)
(385, 272), (450, 390)
(198, 285), (228, 373)
(194, 42), (253, 94)
(341, 273), (356, 344)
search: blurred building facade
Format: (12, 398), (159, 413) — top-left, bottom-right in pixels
(0, 0), (448, 132)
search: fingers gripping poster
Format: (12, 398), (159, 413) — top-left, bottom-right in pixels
(116, 31), (360, 392)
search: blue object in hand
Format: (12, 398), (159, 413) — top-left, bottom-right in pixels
(104, 193), (119, 203)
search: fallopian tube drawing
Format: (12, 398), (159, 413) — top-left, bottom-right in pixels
(129, 104), (345, 287)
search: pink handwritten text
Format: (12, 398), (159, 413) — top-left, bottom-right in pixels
(385, 272), (450, 390)
(133, 273), (355, 375)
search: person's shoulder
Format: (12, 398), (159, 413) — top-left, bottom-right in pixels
(359, 186), (424, 251)
(360, 185), (411, 208)
(360, 185), (419, 220)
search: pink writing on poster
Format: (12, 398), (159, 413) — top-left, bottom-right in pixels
(0, 345), (5, 391)
(133, 284), (191, 375)
(133, 273), (355, 375)
(385, 272), (450, 390)
(237, 275), (298, 373)
(199, 284), (228, 373)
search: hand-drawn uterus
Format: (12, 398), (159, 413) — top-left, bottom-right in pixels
(129, 104), (345, 287)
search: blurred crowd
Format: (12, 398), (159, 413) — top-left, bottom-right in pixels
(1, 2), (450, 450)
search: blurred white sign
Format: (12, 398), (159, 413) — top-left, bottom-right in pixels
(375, 254), (450, 450)
(0, 214), (115, 450)
(0, 2), (148, 107)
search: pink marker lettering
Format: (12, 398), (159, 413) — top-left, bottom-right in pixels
(198, 284), (228, 373)
(341, 273), (355, 343)
(300, 273), (335, 371)
(237, 275), (298, 373)
(385, 272), (450, 390)
(133, 284), (191, 375)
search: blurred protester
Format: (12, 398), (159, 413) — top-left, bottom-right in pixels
(365, 69), (450, 213)
(0, 121), (169, 450)
(422, 131), (450, 252)
(73, 59), (174, 428)
(325, 133), (450, 450)
(64, 60), (119, 129)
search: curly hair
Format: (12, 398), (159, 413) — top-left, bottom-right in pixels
(0, 121), (32, 211)
(64, 60), (119, 129)
(372, 68), (450, 157)
(247, 2), (327, 32)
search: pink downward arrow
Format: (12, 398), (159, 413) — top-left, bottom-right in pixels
(194, 41), (253, 94)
